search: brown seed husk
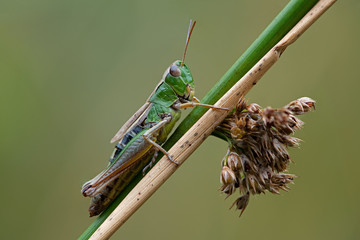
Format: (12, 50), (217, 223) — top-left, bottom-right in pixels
(218, 97), (315, 216)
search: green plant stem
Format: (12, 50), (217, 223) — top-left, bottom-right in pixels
(78, 0), (318, 239)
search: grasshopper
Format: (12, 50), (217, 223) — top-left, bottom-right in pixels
(81, 20), (225, 217)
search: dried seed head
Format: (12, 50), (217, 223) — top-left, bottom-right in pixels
(269, 173), (296, 192)
(230, 126), (246, 140)
(230, 192), (250, 217)
(220, 166), (237, 196)
(258, 167), (271, 184)
(239, 153), (257, 173)
(287, 136), (301, 147)
(227, 151), (242, 171)
(273, 138), (289, 160)
(247, 103), (261, 113)
(246, 114), (261, 132)
(236, 99), (248, 113)
(285, 97), (316, 115)
(235, 115), (247, 129)
(217, 97), (315, 216)
(262, 107), (304, 134)
(220, 166), (236, 185)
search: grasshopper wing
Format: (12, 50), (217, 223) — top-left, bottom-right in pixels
(110, 70), (169, 144)
(110, 101), (152, 143)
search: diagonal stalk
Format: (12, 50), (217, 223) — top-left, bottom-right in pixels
(89, 1), (336, 238)
(78, 0), (327, 239)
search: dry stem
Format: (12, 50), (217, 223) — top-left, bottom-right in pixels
(89, 0), (336, 239)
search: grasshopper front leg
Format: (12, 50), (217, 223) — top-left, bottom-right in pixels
(142, 116), (178, 166)
(178, 101), (229, 111)
(192, 96), (200, 103)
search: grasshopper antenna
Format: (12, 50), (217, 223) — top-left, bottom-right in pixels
(181, 19), (196, 67)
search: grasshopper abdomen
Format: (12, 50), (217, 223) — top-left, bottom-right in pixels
(110, 125), (145, 163)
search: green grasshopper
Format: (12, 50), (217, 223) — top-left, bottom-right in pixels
(81, 20), (225, 217)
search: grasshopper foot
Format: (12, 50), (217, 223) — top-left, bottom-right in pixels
(143, 150), (159, 175)
(166, 154), (179, 166)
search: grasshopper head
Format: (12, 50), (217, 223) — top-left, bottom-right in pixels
(165, 60), (195, 101)
(164, 20), (197, 101)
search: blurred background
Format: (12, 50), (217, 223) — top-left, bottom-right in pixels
(1, 0), (359, 239)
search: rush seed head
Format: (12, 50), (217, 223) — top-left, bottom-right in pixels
(217, 97), (315, 216)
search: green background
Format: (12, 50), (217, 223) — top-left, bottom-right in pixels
(1, 0), (359, 239)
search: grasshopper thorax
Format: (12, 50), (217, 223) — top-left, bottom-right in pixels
(165, 60), (195, 102)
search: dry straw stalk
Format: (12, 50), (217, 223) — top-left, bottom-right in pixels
(89, 0), (336, 239)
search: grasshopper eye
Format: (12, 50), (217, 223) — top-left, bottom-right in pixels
(169, 65), (181, 77)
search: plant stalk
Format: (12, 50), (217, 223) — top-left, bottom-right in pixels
(78, 0), (334, 239)
(86, 0), (336, 239)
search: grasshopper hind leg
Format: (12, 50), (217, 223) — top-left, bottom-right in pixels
(143, 135), (177, 165)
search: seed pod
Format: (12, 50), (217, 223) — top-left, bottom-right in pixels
(285, 97), (315, 115)
(246, 114), (261, 132)
(236, 115), (247, 129)
(220, 166), (237, 196)
(227, 151), (242, 171)
(220, 166), (237, 185)
(236, 99), (248, 113)
(239, 153), (257, 173)
(273, 138), (289, 159)
(230, 192), (250, 217)
(247, 103), (261, 113)
(230, 126), (246, 140)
